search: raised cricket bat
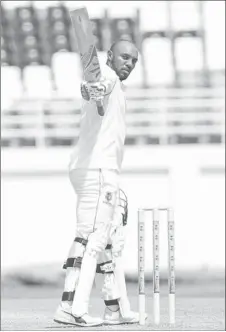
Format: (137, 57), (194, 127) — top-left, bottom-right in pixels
(70, 7), (104, 116)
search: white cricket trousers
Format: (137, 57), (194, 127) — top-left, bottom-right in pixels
(69, 168), (119, 316)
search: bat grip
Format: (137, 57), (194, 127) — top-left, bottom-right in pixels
(96, 99), (105, 116)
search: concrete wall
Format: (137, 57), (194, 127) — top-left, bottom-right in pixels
(1, 146), (225, 275)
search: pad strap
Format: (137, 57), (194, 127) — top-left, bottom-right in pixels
(63, 257), (82, 269)
(74, 237), (112, 250)
(104, 299), (119, 306)
(62, 239), (112, 269)
(74, 237), (88, 246)
(61, 291), (75, 301)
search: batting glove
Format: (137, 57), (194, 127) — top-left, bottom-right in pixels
(87, 81), (106, 101)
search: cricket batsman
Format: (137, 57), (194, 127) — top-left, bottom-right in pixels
(54, 39), (147, 327)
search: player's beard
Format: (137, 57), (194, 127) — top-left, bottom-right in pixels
(119, 70), (130, 81)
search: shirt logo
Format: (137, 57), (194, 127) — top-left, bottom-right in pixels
(103, 191), (114, 206)
(105, 192), (112, 202)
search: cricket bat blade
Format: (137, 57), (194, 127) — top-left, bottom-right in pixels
(69, 7), (105, 116)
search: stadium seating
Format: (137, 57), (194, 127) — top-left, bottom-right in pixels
(1, 1), (225, 147)
(106, 2), (137, 18)
(143, 38), (174, 86)
(1, 66), (23, 110)
(139, 1), (168, 32)
(51, 52), (82, 98)
(170, 1), (200, 31)
(23, 65), (53, 98)
(204, 1), (225, 86)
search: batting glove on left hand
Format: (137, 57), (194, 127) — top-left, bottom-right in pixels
(87, 81), (106, 101)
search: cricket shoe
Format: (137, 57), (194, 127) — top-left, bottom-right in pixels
(103, 307), (148, 325)
(54, 305), (103, 327)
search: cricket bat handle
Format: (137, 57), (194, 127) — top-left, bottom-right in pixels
(96, 99), (105, 116)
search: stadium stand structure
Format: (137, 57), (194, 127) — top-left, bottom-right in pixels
(1, 1), (225, 147)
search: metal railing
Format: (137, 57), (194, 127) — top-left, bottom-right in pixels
(1, 87), (225, 147)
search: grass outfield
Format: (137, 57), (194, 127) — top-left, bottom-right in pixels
(1, 279), (225, 331)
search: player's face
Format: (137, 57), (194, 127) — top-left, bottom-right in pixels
(108, 42), (138, 81)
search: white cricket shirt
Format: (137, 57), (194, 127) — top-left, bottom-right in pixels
(69, 65), (127, 172)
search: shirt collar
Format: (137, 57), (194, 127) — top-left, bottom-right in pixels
(120, 82), (126, 91)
